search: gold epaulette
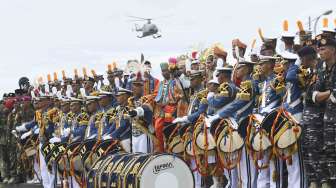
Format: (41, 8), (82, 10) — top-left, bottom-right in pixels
(196, 89), (208, 101)
(218, 82), (230, 97)
(128, 97), (135, 108)
(106, 108), (117, 124)
(77, 112), (89, 126)
(237, 80), (253, 101)
(253, 65), (262, 81)
(298, 66), (309, 88)
(47, 107), (59, 122)
(271, 64), (286, 94)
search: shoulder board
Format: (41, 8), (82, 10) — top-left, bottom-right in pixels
(197, 89), (208, 100)
(218, 82), (230, 97)
(236, 80), (253, 101)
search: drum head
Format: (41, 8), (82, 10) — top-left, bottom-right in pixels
(252, 131), (272, 152)
(169, 136), (184, 154)
(261, 109), (286, 135)
(195, 129), (216, 150)
(277, 126), (302, 149)
(218, 131), (244, 152)
(139, 154), (194, 188)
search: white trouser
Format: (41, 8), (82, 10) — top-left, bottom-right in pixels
(34, 155), (41, 181)
(238, 147), (258, 188)
(191, 159), (203, 188)
(286, 150), (307, 188)
(39, 143), (55, 188)
(132, 134), (153, 153)
(224, 168), (238, 188)
(269, 158), (283, 188)
(256, 155), (270, 188)
(68, 176), (81, 188)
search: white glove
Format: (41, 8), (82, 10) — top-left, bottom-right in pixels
(16, 124), (27, 132)
(49, 137), (61, 143)
(33, 128), (40, 134)
(172, 116), (189, 124)
(11, 130), (18, 138)
(20, 130), (32, 140)
(134, 107), (144, 117)
(63, 128), (71, 137)
(206, 114), (220, 126)
(207, 92), (215, 100)
(102, 134), (112, 140)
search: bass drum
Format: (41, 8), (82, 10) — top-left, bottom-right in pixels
(136, 154), (194, 188)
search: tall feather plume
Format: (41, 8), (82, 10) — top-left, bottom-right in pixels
(62, 70), (66, 80)
(296, 20), (304, 32)
(47, 74), (51, 82)
(82, 68), (87, 78)
(258, 28), (265, 42)
(283, 20), (289, 32)
(53, 72), (58, 81)
(91, 69), (97, 77)
(108, 64), (112, 72)
(251, 38), (256, 49)
(74, 69), (79, 78)
(323, 18), (328, 28)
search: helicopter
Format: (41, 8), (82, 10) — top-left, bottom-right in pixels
(127, 16), (162, 39)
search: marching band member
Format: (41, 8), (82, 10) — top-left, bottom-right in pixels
(208, 60), (258, 188)
(103, 88), (132, 152)
(173, 70), (208, 188)
(128, 72), (154, 153)
(281, 51), (307, 188)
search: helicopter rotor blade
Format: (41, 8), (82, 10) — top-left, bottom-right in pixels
(126, 15), (152, 20)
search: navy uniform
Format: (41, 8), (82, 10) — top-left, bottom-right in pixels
(103, 88), (132, 152)
(281, 51), (306, 188)
(297, 46), (325, 188)
(85, 95), (103, 140)
(173, 70), (208, 188)
(312, 38), (336, 187)
(257, 56), (286, 188)
(209, 61), (258, 188)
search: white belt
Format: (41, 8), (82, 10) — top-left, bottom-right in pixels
(236, 100), (254, 116)
(261, 99), (279, 114)
(289, 98), (302, 109)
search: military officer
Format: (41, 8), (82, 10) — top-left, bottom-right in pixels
(312, 37), (336, 188)
(298, 46), (324, 188)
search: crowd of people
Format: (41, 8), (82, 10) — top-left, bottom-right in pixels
(0, 18), (336, 188)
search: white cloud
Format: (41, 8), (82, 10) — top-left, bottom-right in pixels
(0, 0), (335, 96)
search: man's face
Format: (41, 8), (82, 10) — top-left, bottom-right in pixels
(61, 103), (70, 113)
(116, 94), (129, 105)
(98, 96), (111, 108)
(132, 84), (143, 97)
(191, 64), (199, 70)
(107, 74), (114, 85)
(319, 46), (336, 62)
(87, 101), (98, 113)
(217, 72), (230, 84)
(236, 65), (248, 79)
(161, 69), (170, 80)
(70, 102), (81, 113)
(84, 81), (94, 91)
(260, 62), (274, 76)
(72, 83), (80, 92)
(207, 83), (219, 92)
(300, 56), (317, 69)
(190, 77), (200, 88)
(260, 49), (274, 56)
